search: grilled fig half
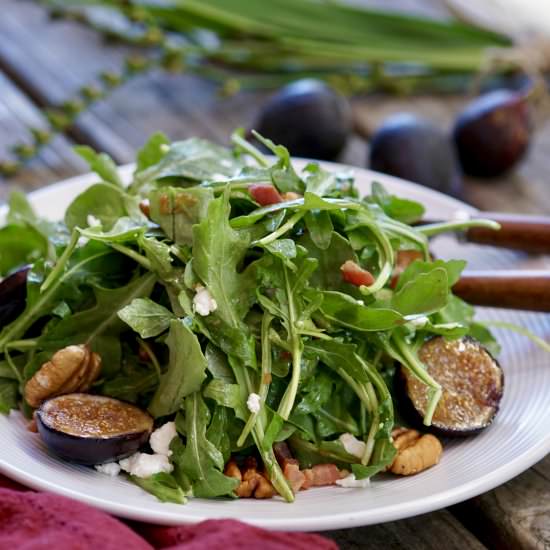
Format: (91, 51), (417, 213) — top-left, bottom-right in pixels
(402, 337), (504, 436)
(0, 266), (29, 327)
(36, 394), (153, 465)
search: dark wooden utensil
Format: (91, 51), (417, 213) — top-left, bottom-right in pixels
(453, 270), (550, 312)
(464, 212), (550, 254)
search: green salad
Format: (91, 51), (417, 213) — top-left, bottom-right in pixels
(0, 131), (503, 503)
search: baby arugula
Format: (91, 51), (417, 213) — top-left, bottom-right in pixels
(0, 131), (503, 504)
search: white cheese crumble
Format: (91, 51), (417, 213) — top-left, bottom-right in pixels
(339, 433), (366, 459)
(150, 421), (177, 457)
(95, 462), (121, 477)
(193, 285), (218, 316)
(408, 315), (429, 329)
(119, 452), (173, 478)
(453, 209), (471, 222)
(457, 340), (466, 352)
(246, 393), (261, 414)
(336, 473), (370, 488)
(86, 214), (101, 227)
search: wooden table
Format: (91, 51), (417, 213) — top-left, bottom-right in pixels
(0, 2), (549, 548)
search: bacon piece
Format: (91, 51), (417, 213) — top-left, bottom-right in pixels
(340, 260), (375, 287)
(301, 468), (315, 490)
(273, 442), (294, 467)
(283, 462), (306, 493)
(249, 184), (283, 206)
(308, 464), (342, 487)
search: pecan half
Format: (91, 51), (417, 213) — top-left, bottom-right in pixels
(24, 344), (102, 408)
(389, 427), (443, 476)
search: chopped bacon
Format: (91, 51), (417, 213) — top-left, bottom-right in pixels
(308, 464), (342, 487)
(138, 199), (151, 218)
(273, 442), (294, 466)
(249, 184), (283, 206)
(340, 260), (375, 287)
(283, 462), (306, 493)
(301, 468), (315, 490)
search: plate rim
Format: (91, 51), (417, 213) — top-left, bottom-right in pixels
(0, 161), (548, 531)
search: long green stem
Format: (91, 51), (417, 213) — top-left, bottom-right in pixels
(362, 383), (379, 466)
(277, 267), (302, 420)
(0, 249), (115, 351)
(230, 131), (270, 167)
(110, 243), (153, 271)
(418, 219), (500, 237)
(40, 229), (79, 293)
(391, 334), (442, 425)
(237, 313), (273, 446)
(254, 211), (305, 246)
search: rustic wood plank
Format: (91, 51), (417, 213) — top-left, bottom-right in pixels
(451, 455), (550, 550)
(0, 0), (276, 162)
(0, 71), (84, 202)
(326, 509), (488, 549)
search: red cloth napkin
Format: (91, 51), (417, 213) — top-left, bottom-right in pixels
(0, 475), (337, 550)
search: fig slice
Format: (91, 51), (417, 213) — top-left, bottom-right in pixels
(0, 266), (29, 327)
(36, 394), (154, 465)
(402, 337), (504, 436)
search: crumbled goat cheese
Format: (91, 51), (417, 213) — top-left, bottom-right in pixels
(86, 214), (101, 227)
(193, 285), (218, 316)
(95, 462), (121, 477)
(339, 433), (366, 459)
(150, 421), (177, 457)
(247, 393), (261, 414)
(453, 209), (471, 222)
(408, 315), (429, 329)
(457, 340), (466, 352)
(119, 452), (173, 478)
(336, 474), (370, 488)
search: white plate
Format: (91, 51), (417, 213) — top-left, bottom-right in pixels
(0, 161), (549, 531)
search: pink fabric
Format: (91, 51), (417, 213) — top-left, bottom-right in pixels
(0, 475), (337, 550)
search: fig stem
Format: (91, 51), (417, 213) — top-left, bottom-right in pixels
(418, 219), (501, 237)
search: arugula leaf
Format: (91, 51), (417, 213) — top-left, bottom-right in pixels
(299, 231), (358, 292)
(251, 131), (304, 194)
(149, 187), (214, 246)
(0, 224), (48, 277)
(313, 290), (403, 331)
(118, 298), (175, 338)
(391, 267), (449, 316)
(396, 259), (466, 291)
(7, 191), (37, 226)
(74, 146), (123, 187)
(133, 138), (243, 191)
(39, 273), (156, 375)
(192, 190), (256, 365)
(135, 131), (169, 172)
(179, 392), (238, 498)
(304, 210), (333, 250)
(78, 217), (145, 243)
(148, 320), (207, 418)
(65, 183), (127, 231)
(370, 181), (425, 224)
(0, 379), (19, 414)
(131, 472), (187, 504)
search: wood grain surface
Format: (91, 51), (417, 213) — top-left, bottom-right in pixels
(0, 1), (549, 549)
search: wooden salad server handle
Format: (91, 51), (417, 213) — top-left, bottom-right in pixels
(453, 270), (550, 312)
(464, 212), (550, 254)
